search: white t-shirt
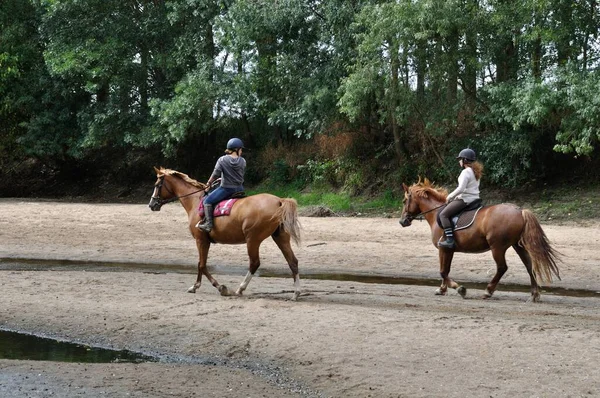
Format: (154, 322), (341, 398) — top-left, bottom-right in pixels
(447, 167), (480, 203)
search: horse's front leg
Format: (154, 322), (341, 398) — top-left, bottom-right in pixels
(188, 239), (212, 293)
(436, 249), (466, 298)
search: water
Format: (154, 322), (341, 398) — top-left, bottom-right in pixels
(1, 257), (598, 365)
(1, 257), (599, 299)
(0, 329), (155, 363)
(260, 270), (600, 298)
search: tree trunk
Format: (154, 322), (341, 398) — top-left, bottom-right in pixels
(415, 39), (426, 105)
(446, 28), (458, 106)
(464, 25), (477, 108)
(389, 36), (404, 164)
(555, 0), (573, 67)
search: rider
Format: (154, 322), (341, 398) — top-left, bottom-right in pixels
(196, 138), (246, 233)
(438, 148), (484, 249)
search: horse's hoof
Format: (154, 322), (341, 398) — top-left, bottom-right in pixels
(218, 285), (231, 296)
(187, 287), (197, 293)
(528, 294), (541, 303)
(434, 288), (446, 296)
(291, 291), (300, 301)
(457, 286), (467, 298)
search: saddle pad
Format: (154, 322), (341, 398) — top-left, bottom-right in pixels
(454, 207), (483, 230)
(198, 198), (239, 218)
(436, 204), (484, 231)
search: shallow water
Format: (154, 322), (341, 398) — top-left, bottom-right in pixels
(0, 329), (155, 363)
(1, 257), (598, 299)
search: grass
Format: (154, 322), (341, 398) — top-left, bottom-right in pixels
(248, 184), (402, 215)
(519, 184), (600, 223)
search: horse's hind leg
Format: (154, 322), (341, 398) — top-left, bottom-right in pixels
(272, 230), (300, 300)
(512, 244), (540, 302)
(484, 247), (509, 299)
(235, 240), (262, 297)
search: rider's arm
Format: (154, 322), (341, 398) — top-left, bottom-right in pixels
(447, 170), (470, 202)
(206, 158), (223, 186)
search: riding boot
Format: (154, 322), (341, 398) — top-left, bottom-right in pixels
(438, 227), (455, 249)
(196, 204), (214, 232)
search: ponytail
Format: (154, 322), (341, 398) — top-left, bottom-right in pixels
(469, 161), (484, 180)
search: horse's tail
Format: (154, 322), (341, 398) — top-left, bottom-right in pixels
(519, 209), (561, 284)
(276, 198), (302, 245)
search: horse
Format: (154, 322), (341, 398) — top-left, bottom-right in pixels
(398, 178), (561, 302)
(148, 167), (302, 300)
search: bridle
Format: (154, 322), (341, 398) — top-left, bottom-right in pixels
(402, 191), (446, 223)
(151, 175), (205, 206)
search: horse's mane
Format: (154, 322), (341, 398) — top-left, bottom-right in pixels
(410, 178), (448, 202)
(158, 167), (207, 189)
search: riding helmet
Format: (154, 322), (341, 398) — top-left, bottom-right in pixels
(226, 137), (244, 150)
(456, 148), (476, 162)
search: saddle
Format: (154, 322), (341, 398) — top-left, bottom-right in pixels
(436, 199), (483, 231)
(197, 192), (246, 218)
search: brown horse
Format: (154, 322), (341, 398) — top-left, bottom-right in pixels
(148, 167), (302, 300)
(398, 178), (561, 302)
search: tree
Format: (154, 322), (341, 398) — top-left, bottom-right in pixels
(0, 0), (46, 163)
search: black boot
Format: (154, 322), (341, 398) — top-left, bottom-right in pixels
(438, 227), (455, 249)
(196, 204), (214, 232)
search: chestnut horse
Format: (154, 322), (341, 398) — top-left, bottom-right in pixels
(399, 179), (561, 302)
(148, 167), (302, 300)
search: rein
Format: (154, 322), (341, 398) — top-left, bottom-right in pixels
(407, 204), (446, 221)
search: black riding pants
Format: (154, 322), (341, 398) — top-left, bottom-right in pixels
(439, 199), (468, 229)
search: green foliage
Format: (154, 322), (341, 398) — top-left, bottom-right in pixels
(0, 0), (46, 161)
(297, 158), (351, 187)
(269, 159), (292, 186)
(477, 130), (534, 187)
(3, 0), (600, 195)
(484, 79), (556, 130)
(553, 68), (600, 156)
(145, 67), (218, 156)
(480, 66), (600, 187)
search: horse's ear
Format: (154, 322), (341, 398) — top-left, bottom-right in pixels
(402, 183), (408, 192)
(153, 166), (161, 174)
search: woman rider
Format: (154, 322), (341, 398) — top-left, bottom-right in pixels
(438, 148), (484, 249)
(196, 138), (246, 233)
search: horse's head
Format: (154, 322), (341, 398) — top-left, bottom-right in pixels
(149, 167), (207, 211)
(398, 178), (446, 227)
(399, 183), (419, 227)
(148, 167), (177, 211)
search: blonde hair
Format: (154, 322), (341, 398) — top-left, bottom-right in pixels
(467, 161), (484, 180)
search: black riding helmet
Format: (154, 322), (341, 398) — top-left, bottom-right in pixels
(226, 138), (244, 150)
(457, 148), (476, 162)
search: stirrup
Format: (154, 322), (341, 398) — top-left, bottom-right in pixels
(196, 220), (212, 232)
